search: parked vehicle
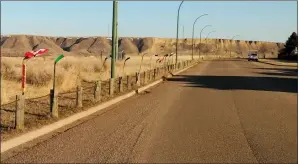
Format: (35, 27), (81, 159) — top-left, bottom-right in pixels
(248, 51), (259, 61)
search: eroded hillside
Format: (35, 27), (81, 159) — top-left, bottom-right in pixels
(0, 35), (284, 57)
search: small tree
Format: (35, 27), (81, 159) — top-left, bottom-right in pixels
(235, 41), (244, 55)
(278, 32), (298, 59)
(197, 43), (205, 53)
(202, 44), (212, 54)
(259, 43), (270, 59)
(285, 32), (298, 55)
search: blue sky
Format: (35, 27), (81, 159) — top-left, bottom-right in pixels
(1, 1), (297, 42)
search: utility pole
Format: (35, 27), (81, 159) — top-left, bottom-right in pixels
(111, 1), (118, 78)
(115, 2), (119, 61)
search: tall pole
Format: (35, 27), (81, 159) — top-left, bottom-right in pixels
(115, 2), (119, 61)
(175, 1), (184, 65)
(199, 24), (212, 57)
(111, 1), (118, 78)
(230, 35), (240, 58)
(205, 31), (216, 55)
(191, 14), (208, 60)
(21, 59), (27, 95)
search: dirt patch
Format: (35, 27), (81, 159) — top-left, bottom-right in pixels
(88, 37), (112, 55)
(119, 38), (139, 54)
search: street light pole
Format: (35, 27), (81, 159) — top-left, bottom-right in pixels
(191, 14), (208, 60)
(175, 1), (184, 65)
(111, 1), (118, 79)
(199, 24), (212, 57)
(205, 30), (216, 55)
(230, 35), (240, 58)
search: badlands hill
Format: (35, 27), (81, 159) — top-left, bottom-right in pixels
(0, 35), (285, 57)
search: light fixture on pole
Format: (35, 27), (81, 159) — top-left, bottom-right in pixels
(191, 14), (208, 60)
(230, 35), (240, 57)
(175, 1), (184, 65)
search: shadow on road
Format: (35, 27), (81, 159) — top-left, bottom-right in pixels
(167, 75), (297, 93)
(258, 61), (297, 67)
(251, 68), (298, 77)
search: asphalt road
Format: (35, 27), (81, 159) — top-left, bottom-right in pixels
(3, 59), (298, 163)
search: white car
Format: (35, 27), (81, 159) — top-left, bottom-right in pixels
(248, 53), (258, 61)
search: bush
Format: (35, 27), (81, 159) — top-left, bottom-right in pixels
(26, 67), (52, 86)
(1, 59), (20, 81)
(259, 43), (271, 58)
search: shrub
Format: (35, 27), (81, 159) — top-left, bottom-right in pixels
(1, 59), (20, 81)
(26, 67), (52, 87)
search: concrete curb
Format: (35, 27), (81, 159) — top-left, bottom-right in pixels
(1, 61), (199, 154)
(173, 61), (199, 75)
(137, 61), (199, 93)
(137, 79), (163, 93)
(1, 91), (136, 153)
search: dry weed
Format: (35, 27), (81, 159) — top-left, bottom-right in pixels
(1, 59), (18, 80)
(1, 55), (193, 104)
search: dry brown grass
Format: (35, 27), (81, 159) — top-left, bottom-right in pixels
(1, 54), (192, 104)
(1, 57), (21, 81)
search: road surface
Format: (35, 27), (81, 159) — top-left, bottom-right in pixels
(3, 59), (297, 163)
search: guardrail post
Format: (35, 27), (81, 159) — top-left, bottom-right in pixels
(136, 72), (140, 87)
(15, 95), (25, 130)
(164, 66), (167, 76)
(94, 81), (101, 102)
(148, 70), (151, 82)
(119, 77), (123, 92)
(127, 75), (131, 90)
(109, 78), (114, 96)
(144, 71), (148, 84)
(50, 89), (58, 118)
(76, 86), (83, 108)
